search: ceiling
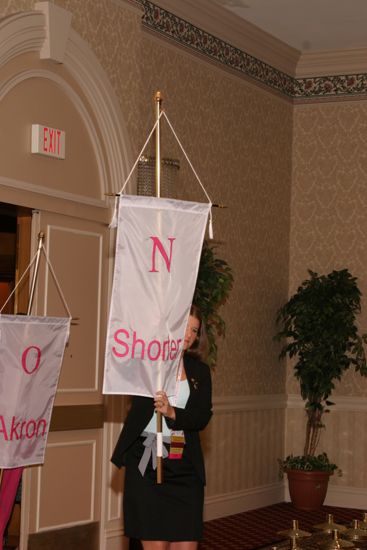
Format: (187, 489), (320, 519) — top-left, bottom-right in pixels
(212, 0), (367, 53)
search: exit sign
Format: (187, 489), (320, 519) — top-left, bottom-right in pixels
(31, 124), (66, 159)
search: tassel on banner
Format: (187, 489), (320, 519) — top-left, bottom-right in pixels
(109, 195), (119, 229)
(208, 210), (214, 240)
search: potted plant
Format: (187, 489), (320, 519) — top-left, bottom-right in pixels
(275, 269), (367, 509)
(194, 241), (233, 367)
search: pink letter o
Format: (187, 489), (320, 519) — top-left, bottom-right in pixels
(147, 340), (161, 361)
(22, 346), (42, 375)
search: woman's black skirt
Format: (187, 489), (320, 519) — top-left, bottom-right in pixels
(123, 436), (204, 541)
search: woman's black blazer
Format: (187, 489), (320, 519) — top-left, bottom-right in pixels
(111, 354), (212, 484)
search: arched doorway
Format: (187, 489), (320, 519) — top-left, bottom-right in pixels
(0, 4), (132, 548)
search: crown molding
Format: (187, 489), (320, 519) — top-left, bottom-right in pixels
(152, 0), (300, 76)
(140, 1), (367, 102)
(141, 0), (296, 98)
(296, 47), (367, 78)
(151, 0), (367, 81)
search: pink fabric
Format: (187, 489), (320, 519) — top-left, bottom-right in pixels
(0, 467), (23, 550)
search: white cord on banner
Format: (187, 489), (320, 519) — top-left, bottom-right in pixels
(162, 112), (212, 204)
(161, 111), (213, 239)
(41, 246), (72, 319)
(118, 111), (165, 196)
(0, 249), (39, 313)
(113, 109), (214, 238)
(0, 246), (72, 319)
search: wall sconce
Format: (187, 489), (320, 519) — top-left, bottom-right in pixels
(137, 156), (180, 198)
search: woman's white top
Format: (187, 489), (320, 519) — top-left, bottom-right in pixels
(143, 378), (190, 436)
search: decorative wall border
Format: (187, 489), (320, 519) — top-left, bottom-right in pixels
(140, 0), (367, 101)
(141, 0), (295, 98)
(294, 73), (367, 100)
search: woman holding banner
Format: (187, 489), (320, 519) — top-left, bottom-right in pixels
(112, 304), (212, 550)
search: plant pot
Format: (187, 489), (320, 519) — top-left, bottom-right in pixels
(286, 469), (332, 510)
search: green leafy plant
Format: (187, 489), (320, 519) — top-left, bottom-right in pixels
(275, 269), (367, 468)
(279, 453), (340, 476)
(194, 241), (233, 367)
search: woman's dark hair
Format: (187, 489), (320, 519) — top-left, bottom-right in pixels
(185, 304), (208, 361)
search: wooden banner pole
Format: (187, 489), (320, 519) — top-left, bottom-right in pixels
(154, 91), (164, 484)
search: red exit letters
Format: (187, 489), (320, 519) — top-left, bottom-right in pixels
(31, 124), (66, 159)
(43, 127), (62, 156)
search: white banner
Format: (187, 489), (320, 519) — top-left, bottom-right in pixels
(0, 315), (70, 468)
(103, 195), (210, 398)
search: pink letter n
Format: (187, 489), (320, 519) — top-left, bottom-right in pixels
(149, 237), (176, 273)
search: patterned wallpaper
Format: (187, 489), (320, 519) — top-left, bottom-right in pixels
(1, 0), (293, 396)
(3, 0), (367, 400)
(290, 101), (367, 397)
(137, 15), (293, 396)
(2, 0), (367, 520)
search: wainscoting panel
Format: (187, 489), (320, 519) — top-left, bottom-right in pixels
(105, 397), (126, 519)
(103, 395), (128, 549)
(28, 429), (103, 534)
(286, 394), (367, 508)
(102, 394), (287, 543)
(203, 394), (286, 520)
(28, 522), (100, 550)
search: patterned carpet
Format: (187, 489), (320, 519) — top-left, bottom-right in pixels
(199, 502), (365, 549)
(129, 502), (364, 549)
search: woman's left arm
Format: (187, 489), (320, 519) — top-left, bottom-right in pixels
(167, 362), (212, 431)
